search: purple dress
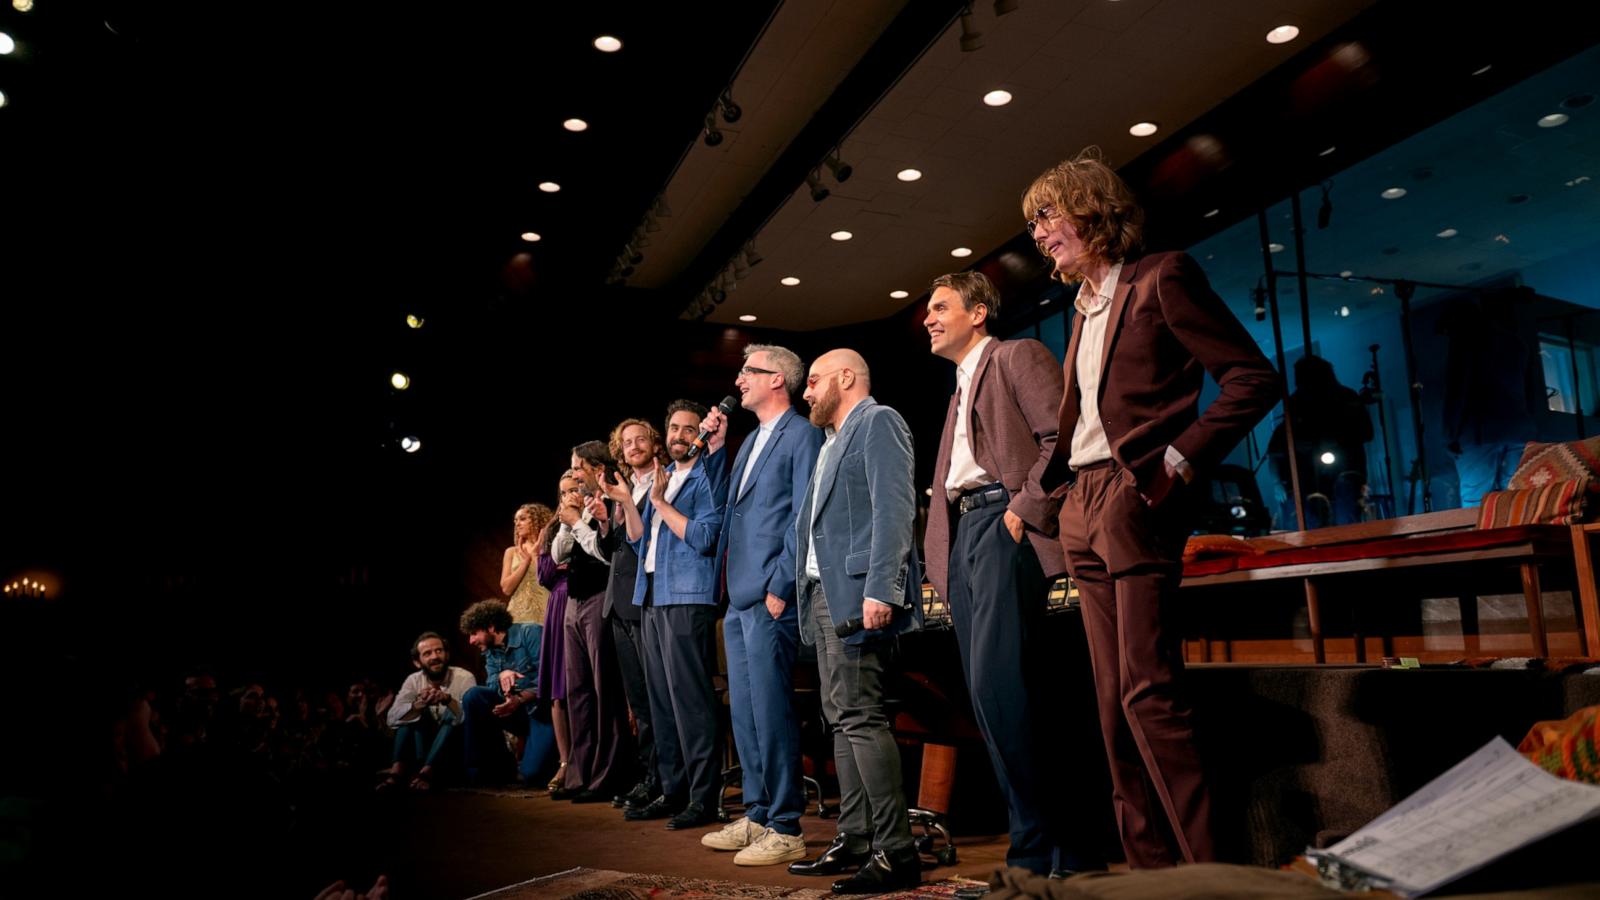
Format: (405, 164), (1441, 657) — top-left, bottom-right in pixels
(536, 552), (569, 702)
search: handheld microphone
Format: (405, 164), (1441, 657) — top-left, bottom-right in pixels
(834, 617), (864, 638)
(683, 395), (737, 461)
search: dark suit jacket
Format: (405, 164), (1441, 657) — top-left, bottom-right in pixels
(1040, 251), (1279, 495)
(709, 408), (826, 611)
(600, 489), (649, 621)
(924, 337), (1066, 603)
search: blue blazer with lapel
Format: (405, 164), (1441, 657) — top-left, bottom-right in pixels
(630, 455), (728, 607)
(710, 408), (826, 612)
(793, 397), (923, 646)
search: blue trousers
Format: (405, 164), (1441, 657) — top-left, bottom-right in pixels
(724, 600), (804, 835)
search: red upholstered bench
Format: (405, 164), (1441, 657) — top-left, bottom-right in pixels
(1180, 509), (1600, 663)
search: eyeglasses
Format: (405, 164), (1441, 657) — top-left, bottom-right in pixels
(738, 366), (779, 378)
(1024, 205), (1060, 235)
(805, 367), (847, 389)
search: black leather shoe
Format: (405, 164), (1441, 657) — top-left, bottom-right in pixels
(623, 795), (678, 821)
(613, 781), (652, 809)
(786, 833), (872, 876)
(665, 802), (716, 830)
(571, 789), (610, 804)
(832, 849), (921, 894)
(549, 786), (580, 801)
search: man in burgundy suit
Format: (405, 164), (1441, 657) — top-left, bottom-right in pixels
(922, 270), (1105, 877)
(1023, 150), (1278, 867)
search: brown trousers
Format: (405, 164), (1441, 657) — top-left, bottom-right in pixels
(1058, 462), (1214, 868)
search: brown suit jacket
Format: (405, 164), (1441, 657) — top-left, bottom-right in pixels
(925, 337), (1067, 603)
(1040, 251), (1279, 495)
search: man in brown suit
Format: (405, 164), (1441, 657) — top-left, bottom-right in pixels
(1023, 150), (1278, 868)
(923, 270), (1105, 877)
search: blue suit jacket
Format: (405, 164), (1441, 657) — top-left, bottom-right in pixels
(709, 408), (826, 611)
(794, 397), (923, 646)
(630, 454), (728, 607)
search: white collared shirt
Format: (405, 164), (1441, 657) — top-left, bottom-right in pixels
(1068, 262), (1122, 468)
(645, 464), (692, 575)
(945, 336), (995, 500)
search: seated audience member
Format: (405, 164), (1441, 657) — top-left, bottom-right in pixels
(459, 599), (557, 785)
(378, 631), (476, 791)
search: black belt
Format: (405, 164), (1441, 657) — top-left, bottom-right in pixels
(955, 483), (1007, 517)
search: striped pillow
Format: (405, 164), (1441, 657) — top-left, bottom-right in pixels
(1476, 476), (1592, 527)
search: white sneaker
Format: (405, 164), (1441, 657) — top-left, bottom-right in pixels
(733, 829), (807, 866)
(701, 817), (765, 851)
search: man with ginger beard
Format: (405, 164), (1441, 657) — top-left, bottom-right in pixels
(601, 399), (727, 831)
(790, 349), (923, 894)
(597, 417), (667, 811)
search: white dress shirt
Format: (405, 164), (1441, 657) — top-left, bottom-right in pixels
(945, 336), (996, 500)
(645, 464), (692, 575)
(738, 415), (779, 500)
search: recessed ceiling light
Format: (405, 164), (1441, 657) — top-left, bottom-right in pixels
(563, 118), (588, 132)
(594, 36), (622, 53)
(1338, 306), (1350, 318)
(1039, 298), (1052, 306)
(1129, 121), (1159, 137)
(781, 276), (800, 286)
(0, 32), (15, 55)
(1266, 25), (1299, 44)
(982, 90), (1013, 107)
(520, 232), (541, 242)
(1319, 146), (1337, 157)
(1472, 64), (1492, 76)
(896, 168), (923, 182)
(538, 182), (561, 193)
(951, 247), (973, 258)
(830, 230), (853, 241)
(890, 290), (909, 299)
(1268, 242), (1284, 253)
(1538, 113), (1569, 128)
(739, 314), (758, 322)
(1436, 228), (1458, 238)
(1381, 187), (1407, 199)
(1339, 270), (1354, 278)
(1203, 208), (1220, 218)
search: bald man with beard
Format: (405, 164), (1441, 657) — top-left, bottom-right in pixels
(789, 349), (924, 895)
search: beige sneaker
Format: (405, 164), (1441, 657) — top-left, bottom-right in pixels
(701, 817), (765, 851)
(733, 829), (807, 866)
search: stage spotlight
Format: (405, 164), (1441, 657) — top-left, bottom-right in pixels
(401, 436), (422, 453)
(391, 372), (411, 390)
(959, 11), (983, 51)
(823, 151), (852, 182)
(806, 170), (829, 202)
(718, 90), (742, 123)
(703, 113), (723, 147)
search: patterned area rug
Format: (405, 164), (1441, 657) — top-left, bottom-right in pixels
(467, 866), (987, 900)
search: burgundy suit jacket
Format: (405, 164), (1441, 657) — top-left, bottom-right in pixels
(924, 337), (1067, 603)
(1040, 251), (1279, 496)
